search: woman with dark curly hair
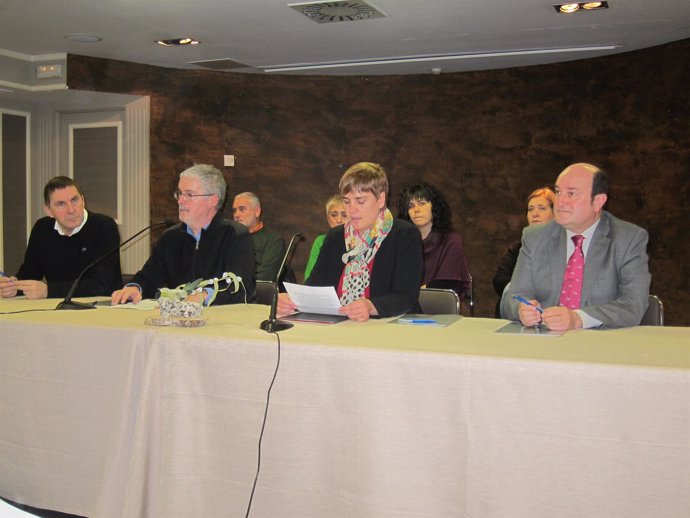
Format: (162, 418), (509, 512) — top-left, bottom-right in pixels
(397, 182), (471, 300)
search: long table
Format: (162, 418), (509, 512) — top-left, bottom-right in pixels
(1, 298), (689, 518)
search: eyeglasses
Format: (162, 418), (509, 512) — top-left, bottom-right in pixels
(173, 191), (215, 201)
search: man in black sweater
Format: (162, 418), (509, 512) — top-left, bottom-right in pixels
(0, 176), (122, 299)
(110, 164), (255, 305)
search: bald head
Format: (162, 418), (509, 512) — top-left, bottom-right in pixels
(557, 163), (608, 198)
(554, 163), (608, 234)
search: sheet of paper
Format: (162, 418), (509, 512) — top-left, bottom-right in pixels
(283, 282), (342, 316)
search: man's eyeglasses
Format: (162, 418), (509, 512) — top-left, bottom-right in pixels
(173, 191), (215, 201)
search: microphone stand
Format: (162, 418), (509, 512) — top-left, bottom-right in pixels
(55, 219), (175, 310)
(260, 232), (302, 333)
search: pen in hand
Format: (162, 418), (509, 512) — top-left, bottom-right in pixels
(513, 295), (543, 314)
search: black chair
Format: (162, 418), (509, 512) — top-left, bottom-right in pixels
(254, 280), (278, 306)
(418, 288), (461, 315)
(640, 294), (664, 326)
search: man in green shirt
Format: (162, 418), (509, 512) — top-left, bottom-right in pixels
(232, 192), (286, 282)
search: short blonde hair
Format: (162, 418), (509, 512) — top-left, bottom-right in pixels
(339, 162), (388, 199)
(325, 194), (345, 214)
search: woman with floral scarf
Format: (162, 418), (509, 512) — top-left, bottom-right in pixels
(278, 162), (423, 321)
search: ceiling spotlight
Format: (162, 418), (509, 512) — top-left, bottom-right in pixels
(156, 37), (201, 47)
(65, 33), (102, 43)
(558, 3), (580, 12)
(555, 1), (608, 13)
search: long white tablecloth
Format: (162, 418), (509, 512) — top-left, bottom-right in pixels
(1, 298), (689, 518)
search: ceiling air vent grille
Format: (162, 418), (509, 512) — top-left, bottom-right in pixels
(288, 1), (386, 24)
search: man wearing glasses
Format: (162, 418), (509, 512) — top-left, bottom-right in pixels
(111, 164), (255, 305)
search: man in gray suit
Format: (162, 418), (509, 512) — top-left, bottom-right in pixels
(501, 163), (650, 331)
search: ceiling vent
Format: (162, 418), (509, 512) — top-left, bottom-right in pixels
(288, 1), (386, 24)
(189, 58), (253, 70)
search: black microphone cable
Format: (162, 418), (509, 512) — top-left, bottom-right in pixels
(244, 328), (282, 518)
(0, 308), (56, 315)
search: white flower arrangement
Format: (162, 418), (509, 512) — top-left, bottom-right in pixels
(156, 272), (242, 319)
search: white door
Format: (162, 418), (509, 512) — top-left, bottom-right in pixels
(0, 109), (30, 275)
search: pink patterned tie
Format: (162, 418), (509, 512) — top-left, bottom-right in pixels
(559, 235), (585, 309)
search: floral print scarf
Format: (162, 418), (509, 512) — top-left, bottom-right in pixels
(340, 208), (393, 305)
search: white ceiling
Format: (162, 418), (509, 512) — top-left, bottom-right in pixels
(1, 0), (690, 76)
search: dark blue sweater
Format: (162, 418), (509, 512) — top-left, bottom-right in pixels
(16, 212), (122, 298)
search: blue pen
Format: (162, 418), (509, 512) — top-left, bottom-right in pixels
(400, 317), (437, 324)
(513, 295), (543, 314)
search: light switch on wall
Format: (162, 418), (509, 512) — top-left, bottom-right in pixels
(224, 155), (235, 167)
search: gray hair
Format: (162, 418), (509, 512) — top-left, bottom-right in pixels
(235, 191), (261, 209)
(180, 164), (227, 209)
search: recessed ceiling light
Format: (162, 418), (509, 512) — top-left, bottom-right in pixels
(65, 33), (102, 43)
(156, 37), (201, 47)
(558, 3), (580, 13)
(555, 1), (608, 13)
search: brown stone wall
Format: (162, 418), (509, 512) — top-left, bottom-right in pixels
(68, 39), (690, 325)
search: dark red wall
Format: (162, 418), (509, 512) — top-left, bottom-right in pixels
(68, 39), (690, 325)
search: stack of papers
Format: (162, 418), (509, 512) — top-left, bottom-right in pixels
(283, 283), (342, 315)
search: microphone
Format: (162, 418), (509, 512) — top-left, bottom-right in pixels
(55, 219), (175, 310)
(260, 232), (302, 333)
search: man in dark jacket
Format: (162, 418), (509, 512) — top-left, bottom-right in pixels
(111, 164), (255, 305)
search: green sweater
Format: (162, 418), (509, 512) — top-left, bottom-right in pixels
(251, 227), (286, 281)
(304, 234), (325, 280)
